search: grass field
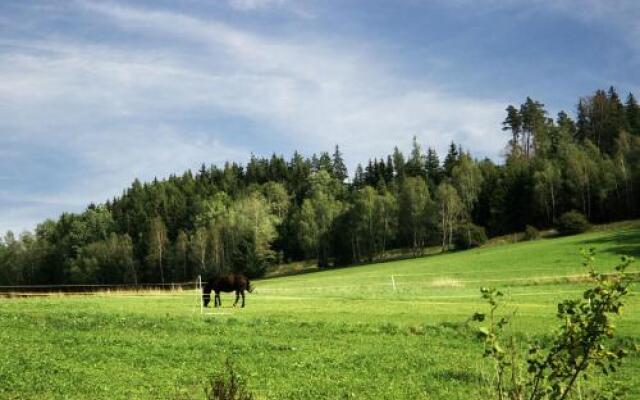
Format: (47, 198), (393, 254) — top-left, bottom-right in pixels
(1, 223), (639, 399)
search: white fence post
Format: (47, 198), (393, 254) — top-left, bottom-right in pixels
(391, 275), (397, 292)
(198, 275), (203, 315)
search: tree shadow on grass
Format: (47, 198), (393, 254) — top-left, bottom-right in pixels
(577, 228), (640, 259)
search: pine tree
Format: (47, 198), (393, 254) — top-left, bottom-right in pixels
(502, 105), (522, 156)
(353, 164), (365, 187)
(406, 136), (426, 178)
(605, 86), (628, 154)
(556, 111), (576, 137)
(318, 152), (333, 173)
(576, 98), (591, 142)
(332, 145), (348, 182)
(520, 97), (547, 158)
(310, 153), (320, 172)
(392, 147), (406, 181)
(443, 141), (459, 177)
(626, 93), (640, 136)
(425, 147), (442, 186)
(385, 155), (395, 183)
(197, 163), (208, 184)
(364, 160), (375, 186)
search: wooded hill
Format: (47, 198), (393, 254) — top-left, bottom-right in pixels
(1, 87), (639, 285)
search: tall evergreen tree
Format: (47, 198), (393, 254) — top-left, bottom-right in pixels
(392, 147), (406, 181)
(353, 164), (365, 187)
(556, 111), (576, 137)
(502, 105), (522, 156)
(443, 141), (459, 176)
(425, 147), (442, 186)
(384, 155), (395, 184)
(626, 93), (640, 136)
(332, 145), (348, 182)
(405, 136), (426, 178)
(520, 97), (547, 158)
(317, 152), (333, 174)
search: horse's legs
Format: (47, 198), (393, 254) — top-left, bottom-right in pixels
(214, 291), (221, 308)
(241, 290), (245, 308)
(233, 290), (240, 307)
(203, 292), (211, 308)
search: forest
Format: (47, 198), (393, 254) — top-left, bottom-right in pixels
(1, 87), (639, 285)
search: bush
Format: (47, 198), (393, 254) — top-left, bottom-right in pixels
(454, 223), (488, 249)
(523, 225), (540, 241)
(557, 211), (590, 235)
(471, 251), (635, 400)
(204, 360), (254, 400)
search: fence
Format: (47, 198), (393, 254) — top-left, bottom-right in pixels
(0, 281), (199, 294)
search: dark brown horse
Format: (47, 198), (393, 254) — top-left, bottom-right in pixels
(202, 274), (253, 308)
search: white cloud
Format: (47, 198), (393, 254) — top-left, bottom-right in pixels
(0, 1), (508, 233)
(227, 0), (286, 11)
(225, 0), (314, 17)
(78, 2), (506, 154)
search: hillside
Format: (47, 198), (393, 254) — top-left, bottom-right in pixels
(1, 223), (639, 399)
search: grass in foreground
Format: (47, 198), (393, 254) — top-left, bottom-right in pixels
(1, 223), (639, 399)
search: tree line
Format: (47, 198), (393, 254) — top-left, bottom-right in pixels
(1, 87), (639, 285)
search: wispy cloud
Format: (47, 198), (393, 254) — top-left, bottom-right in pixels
(78, 1), (506, 153)
(0, 2), (507, 232)
(227, 0), (286, 11)
(6, 0), (633, 233)
(226, 0), (314, 17)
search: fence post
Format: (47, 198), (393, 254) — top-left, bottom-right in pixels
(198, 275), (203, 315)
(391, 275), (397, 292)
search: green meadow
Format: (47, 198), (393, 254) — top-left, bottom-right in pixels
(1, 223), (639, 399)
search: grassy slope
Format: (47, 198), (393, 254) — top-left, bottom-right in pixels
(1, 223), (639, 399)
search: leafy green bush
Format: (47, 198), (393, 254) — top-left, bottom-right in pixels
(472, 250), (635, 400)
(454, 224), (488, 249)
(523, 225), (540, 241)
(557, 211), (590, 235)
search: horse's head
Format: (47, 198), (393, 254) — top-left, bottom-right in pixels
(247, 280), (254, 293)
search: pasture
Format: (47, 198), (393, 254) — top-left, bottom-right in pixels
(1, 223), (639, 399)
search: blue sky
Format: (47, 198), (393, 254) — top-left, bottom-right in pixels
(1, 0), (639, 234)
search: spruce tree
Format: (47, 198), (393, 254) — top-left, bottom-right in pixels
(604, 86), (629, 154)
(576, 98), (591, 142)
(425, 147), (442, 186)
(556, 111), (576, 137)
(353, 164), (365, 187)
(385, 155), (395, 184)
(626, 93), (640, 136)
(392, 147), (406, 181)
(443, 141), (459, 177)
(406, 136), (426, 178)
(332, 145), (348, 182)
(318, 152), (333, 173)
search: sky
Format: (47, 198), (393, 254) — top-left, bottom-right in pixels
(1, 0), (639, 234)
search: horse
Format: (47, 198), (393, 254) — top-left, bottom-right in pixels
(202, 273), (253, 308)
